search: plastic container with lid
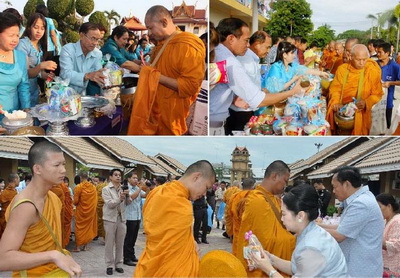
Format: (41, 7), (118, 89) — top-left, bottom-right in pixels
(2, 114), (34, 135)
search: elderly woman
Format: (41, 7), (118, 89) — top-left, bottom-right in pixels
(251, 184), (348, 277)
(376, 193), (400, 276)
(101, 26), (141, 73)
(0, 12), (30, 120)
(265, 41), (328, 94)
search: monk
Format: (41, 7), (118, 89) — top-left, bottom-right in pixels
(50, 184), (66, 247)
(331, 41), (345, 75)
(61, 179), (73, 248)
(134, 160), (215, 277)
(327, 44), (383, 135)
(321, 41), (337, 71)
(73, 172), (98, 252)
(0, 141), (81, 277)
(127, 5), (205, 135)
(228, 178), (255, 256)
(0, 173), (19, 239)
(343, 38), (359, 64)
(96, 176), (107, 240)
(223, 180), (241, 237)
(234, 161), (296, 277)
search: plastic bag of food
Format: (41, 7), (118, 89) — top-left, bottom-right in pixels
(243, 231), (263, 269)
(47, 77), (81, 117)
(103, 54), (123, 88)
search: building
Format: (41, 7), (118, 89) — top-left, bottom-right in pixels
(230, 146), (252, 184)
(170, 1), (207, 35)
(212, 162), (231, 182)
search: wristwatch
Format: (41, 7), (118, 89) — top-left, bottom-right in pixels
(269, 269), (278, 277)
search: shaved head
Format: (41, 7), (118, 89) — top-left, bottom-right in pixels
(344, 38), (359, 62)
(28, 141), (63, 175)
(351, 44), (369, 56)
(351, 44), (369, 69)
(145, 5), (172, 21)
(264, 160), (290, 178)
(242, 178), (255, 190)
(183, 160), (216, 180)
(335, 42), (344, 55)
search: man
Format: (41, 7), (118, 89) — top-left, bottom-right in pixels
(226, 178), (255, 256)
(123, 172), (146, 266)
(60, 22), (105, 95)
(376, 42), (400, 129)
(0, 173), (19, 239)
(321, 40), (337, 71)
(331, 41), (345, 74)
(304, 42), (320, 69)
(127, 5), (205, 135)
(15, 172), (27, 193)
(319, 166), (384, 277)
(61, 177), (73, 248)
(134, 160), (215, 277)
(225, 31), (272, 135)
(73, 172), (98, 252)
(0, 141), (81, 277)
(96, 176), (107, 242)
(343, 38), (359, 64)
(313, 179), (332, 217)
(327, 44), (383, 135)
(193, 195), (209, 244)
(209, 18), (302, 135)
(234, 161), (295, 277)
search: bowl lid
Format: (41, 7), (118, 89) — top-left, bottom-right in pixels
(2, 113), (33, 127)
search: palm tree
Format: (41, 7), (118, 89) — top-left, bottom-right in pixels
(104, 9), (121, 32)
(367, 14), (377, 39)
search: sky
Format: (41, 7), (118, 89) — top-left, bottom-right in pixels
(123, 136), (343, 177)
(306, 0), (398, 35)
(5, 0), (208, 24)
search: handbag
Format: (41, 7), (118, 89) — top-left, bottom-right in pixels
(11, 199), (71, 278)
(370, 87), (388, 135)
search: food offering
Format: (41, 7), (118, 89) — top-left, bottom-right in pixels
(243, 231), (263, 270)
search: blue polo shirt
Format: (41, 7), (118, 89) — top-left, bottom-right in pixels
(379, 59), (400, 109)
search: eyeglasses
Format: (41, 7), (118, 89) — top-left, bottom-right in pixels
(84, 33), (102, 43)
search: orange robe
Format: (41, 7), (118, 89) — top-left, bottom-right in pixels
(331, 57), (344, 75)
(61, 183), (73, 248)
(230, 190), (252, 256)
(73, 181), (98, 246)
(223, 186), (241, 236)
(50, 185), (65, 247)
(5, 191), (63, 277)
(321, 49), (337, 71)
(128, 31), (205, 135)
(235, 185), (295, 277)
(96, 182), (107, 238)
(327, 60), (383, 135)
(134, 180), (199, 277)
(0, 187), (17, 239)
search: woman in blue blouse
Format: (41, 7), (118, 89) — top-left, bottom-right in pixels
(0, 12), (30, 120)
(265, 41), (329, 93)
(101, 26), (141, 73)
(135, 38), (151, 63)
(251, 184), (348, 277)
(16, 13), (57, 107)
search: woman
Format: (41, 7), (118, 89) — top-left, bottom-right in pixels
(265, 41), (328, 94)
(0, 12), (30, 120)
(251, 184), (348, 277)
(376, 193), (400, 276)
(16, 13), (57, 107)
(101, 25), (141, 73)
(35, 5), (59, 56)
(135, 38), (151, 63)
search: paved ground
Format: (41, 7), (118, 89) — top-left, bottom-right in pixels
(1, 226), (232, 277)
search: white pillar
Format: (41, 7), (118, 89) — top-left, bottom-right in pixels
(252, 0), (258, 33)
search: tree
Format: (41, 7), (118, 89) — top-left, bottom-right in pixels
(23, 0), (45, 19)
(48, 0), (70, 19)
(76, 0), (94, 18)
(265, 0), (313, 38)
(89, 11), (109, 34)
(104, 9), (121, 31)
(309, 24), (335, 48)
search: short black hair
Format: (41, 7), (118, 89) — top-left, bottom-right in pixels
(28, 140), (63, 175)
(183, 160), (216, 180)
(3, 8), (22, 21)
(264, 160), (290, 178)
(309, 42), (318, 48)
(376, 42), (391, 54)
(99, 176), (106, 182)
(79, 22), (100, 34)
(64, 176), (70, 184)
(25, 174), (32, 182)
(313, 179), (323, 185)
(283, 183), (320, 221)
(300, 38), (307, 44)
(0, 12), (21, 33)
(156, 176), (166, 185)
(220, 181), (227, 185)
(35, 4), (49, 17)
(216, 18), (248, 43)
(330, 166), (362, 188)
(109, 168), (123, 177)
(249, 31), (269, 45)
(111, 25), (129, 40)
(74, 175), (81, 185)
(138, 38), (148, 45)
(376, 193), (399, 212)
(126, 171), (138, 179)
(373, 39), (385, 48)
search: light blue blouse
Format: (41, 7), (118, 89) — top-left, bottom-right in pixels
(0, 49), (30, 120)
(135, 44), (151, 62)
(46, 17), (56, 52)
(16, 37), (43, 107)
(265, 61), (307, 93)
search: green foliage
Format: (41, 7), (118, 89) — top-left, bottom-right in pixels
(265, 0), (313, 38)
(336, 29), (368, 42)
(104, 9), (121, 26)
(23, 0), (38, 19)
(76, 0), (94, 17)
(327, 205), (337, 217)
(89, 11), (109, 34)
(395, 4), (400, 19)
(52, 19), (58, 29)
(66, 0), (76, 16)
(309, 25), (335, 47)
(48, 0), (70, 19)
(64, 29), (80, 43)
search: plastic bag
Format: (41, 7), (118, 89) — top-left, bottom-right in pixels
(243, 231), (263, 269)
(103, 54), (123, 88)
(47, 77), (81, 117)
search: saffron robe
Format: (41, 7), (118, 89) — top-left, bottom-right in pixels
(0, 187), (17, 239)
(96, 182), (107, 238)
(61, 183), (73, 248)
(223, 187), (241, 236)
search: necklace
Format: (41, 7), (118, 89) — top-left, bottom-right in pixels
(0, 54), (7, 59)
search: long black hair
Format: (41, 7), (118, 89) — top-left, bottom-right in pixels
(376, 193), (399, 213)
(22, 13), (48, 60)
(274, 41), (296, 64)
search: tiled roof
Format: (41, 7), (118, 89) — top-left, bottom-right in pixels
(145, 163), (168, 177)
(91, 137), (155, 166)
(148, 156), (181, 177)
(47, 137), (123, 170)
(355, 138), (400, 173)
(289, 159), (304, 169)
(0, 137), (32, 159)
(307, 137), (393, 179)
(155, 153), (187, 173)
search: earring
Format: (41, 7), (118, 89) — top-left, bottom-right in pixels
(298, 219), (302, 223)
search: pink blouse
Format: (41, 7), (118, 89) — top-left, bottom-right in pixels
(383, 214), (400, 273)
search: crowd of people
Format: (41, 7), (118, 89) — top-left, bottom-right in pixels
(0, 141), (399, 277)
(0, 4), (207, 135)
(209, 17), (400, 136)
